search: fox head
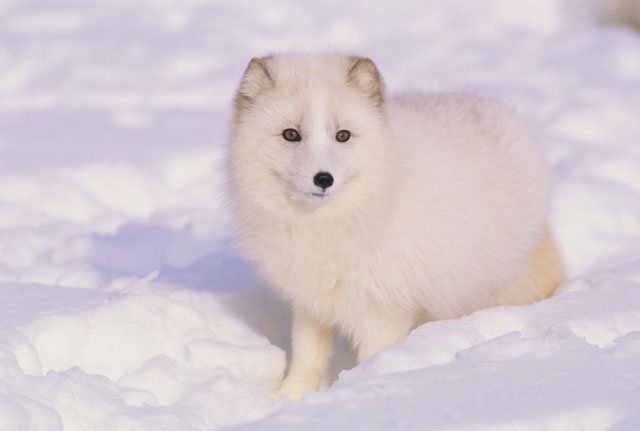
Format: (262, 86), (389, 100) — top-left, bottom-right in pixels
(229, 53), (392, 217)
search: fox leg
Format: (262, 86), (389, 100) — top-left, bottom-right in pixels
(354, 314), (414, 363)
(276, 308), (333, 401)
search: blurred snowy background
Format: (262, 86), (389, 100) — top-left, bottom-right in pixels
(1, 0), (640, 430)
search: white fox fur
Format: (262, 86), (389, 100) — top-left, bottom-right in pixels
(228, 53), (564, 400)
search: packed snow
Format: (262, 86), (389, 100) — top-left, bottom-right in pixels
(1, 0), (640, 430)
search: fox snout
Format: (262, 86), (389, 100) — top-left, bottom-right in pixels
(313, 172), (334, 191)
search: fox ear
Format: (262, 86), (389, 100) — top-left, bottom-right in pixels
(347, 56), (384, 106)
(236, 57), (273, 108)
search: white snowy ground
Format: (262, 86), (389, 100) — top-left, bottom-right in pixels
(1, 0), (640, 430)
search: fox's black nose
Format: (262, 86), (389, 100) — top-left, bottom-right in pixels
(313, 172), (334, 190)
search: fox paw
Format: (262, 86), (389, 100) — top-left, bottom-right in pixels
(272, 376), (320, 401)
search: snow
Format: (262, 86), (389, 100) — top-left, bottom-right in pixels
(1, 0), (640, 430)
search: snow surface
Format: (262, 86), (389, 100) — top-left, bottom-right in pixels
(1, 0), (640, 430)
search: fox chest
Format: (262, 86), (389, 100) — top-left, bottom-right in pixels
(254, 223), (400, 319)
(263, 226), (360, 289)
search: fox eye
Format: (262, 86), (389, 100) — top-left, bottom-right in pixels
(336, 130), (351, 142)
(282, 128), (301, 142)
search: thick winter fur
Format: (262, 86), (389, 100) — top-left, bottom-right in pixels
(228, 53), (564, 400)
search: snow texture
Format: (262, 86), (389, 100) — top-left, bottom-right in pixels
(1, 0), (640, 430)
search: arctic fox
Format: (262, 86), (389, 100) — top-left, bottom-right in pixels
(228, 53), (564, 400)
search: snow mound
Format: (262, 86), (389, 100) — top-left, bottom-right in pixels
(2, 282), (284, 431)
